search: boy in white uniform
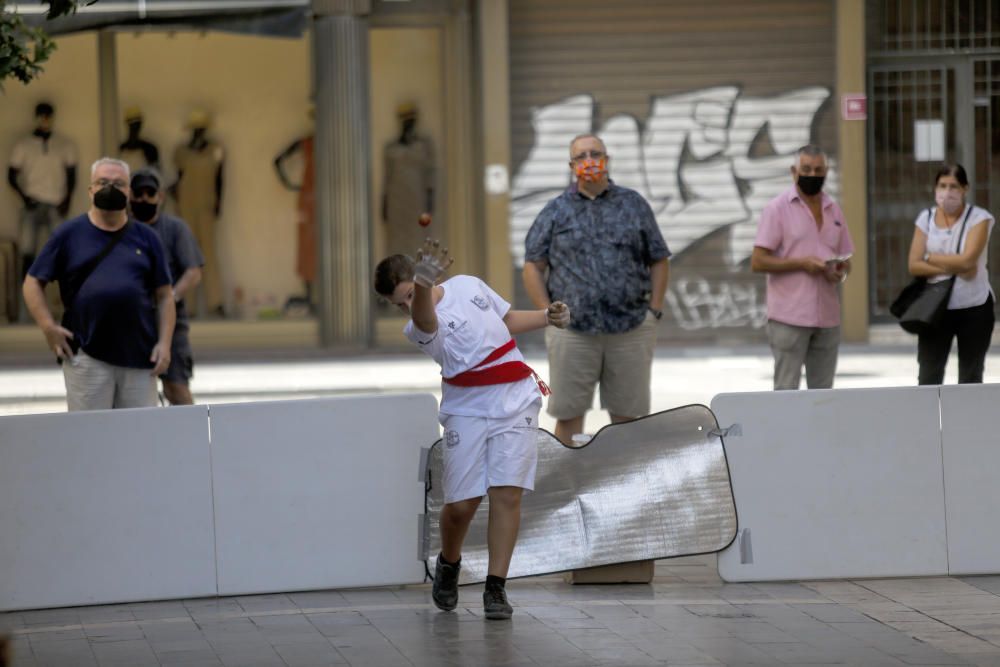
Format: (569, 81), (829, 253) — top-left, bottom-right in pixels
(374, 240), (570, 620)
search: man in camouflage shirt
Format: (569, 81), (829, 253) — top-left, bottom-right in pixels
(523, 133), (670, 445)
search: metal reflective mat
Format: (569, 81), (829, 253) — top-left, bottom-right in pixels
(419, 404), (738, 584)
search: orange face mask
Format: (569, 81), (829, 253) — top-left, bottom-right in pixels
(574, 157), (607, 183)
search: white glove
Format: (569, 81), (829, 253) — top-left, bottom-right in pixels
(413, 238), (453, 288)
(546, 301), (571, 329)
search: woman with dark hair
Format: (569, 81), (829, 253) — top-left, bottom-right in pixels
(907, 163), (995, 384)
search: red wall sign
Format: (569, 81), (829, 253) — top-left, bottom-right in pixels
(841, 94), (867, 121)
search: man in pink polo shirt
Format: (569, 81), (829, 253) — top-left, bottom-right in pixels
(751, 145), (854, 390)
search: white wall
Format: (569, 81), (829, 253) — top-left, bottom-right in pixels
(714, 385), (1000, 582)
(940, 384), (1000, 575)
(0, 393), (438, 611)
(210, 396), (435, 595)
(0, 406), (217, 610)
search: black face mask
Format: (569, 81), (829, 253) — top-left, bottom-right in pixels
(130, 200), (158, 222)
(797, 174), (825, 196)
(94, 185), (127, 211)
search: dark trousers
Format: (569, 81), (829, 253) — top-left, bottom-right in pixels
(917, 294), (995, 385)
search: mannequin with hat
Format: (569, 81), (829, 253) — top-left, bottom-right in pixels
(273, 104), (317, 309)
(173, 109), (225, 317)
(118, 106), (160, 175)
(7, 102), (77, 282)
(382, 102), (435, 257)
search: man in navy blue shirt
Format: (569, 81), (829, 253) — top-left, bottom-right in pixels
(523, 134), (671, 445)
(131, 167), (203, 405)
(23, 158), (175, 411)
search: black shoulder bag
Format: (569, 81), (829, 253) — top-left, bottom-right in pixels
(889, 206), (971, 334)
(58, 222), (131, 359)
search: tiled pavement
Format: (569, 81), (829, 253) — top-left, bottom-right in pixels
(3, 556), (1000, 667)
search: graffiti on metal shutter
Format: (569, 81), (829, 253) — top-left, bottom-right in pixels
(510, 86), (837, 331)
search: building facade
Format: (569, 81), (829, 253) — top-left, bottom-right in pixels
(6, 1), (997, 352)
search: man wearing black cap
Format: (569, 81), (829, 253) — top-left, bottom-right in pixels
(131, 167), (204, 405)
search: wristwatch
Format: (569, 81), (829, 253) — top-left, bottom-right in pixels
(649, 307), (663, 321)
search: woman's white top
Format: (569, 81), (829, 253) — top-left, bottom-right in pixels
(916, 204), (995, 309)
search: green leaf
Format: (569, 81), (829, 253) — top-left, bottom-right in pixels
(0, 1), (77, 85)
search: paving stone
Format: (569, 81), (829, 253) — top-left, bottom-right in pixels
(89, 638), (159, 666)
(29, 637), (98, 666)
(82, 621), (147, 643)
(77, 605), (136, 625)
(685, 635), (783, 664)
(286, 591), (351, 610)
(129, 601), (191, 621)
(7, 562), (1000, 666)
(237, 594), (299, 614)
(271, 639), (347, 666)
(19, 609), (82, 627)
(214, 645), (285, 667)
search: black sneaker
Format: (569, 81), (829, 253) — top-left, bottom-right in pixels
(483, 586), (513, 620)
(432, 556), (460, 611)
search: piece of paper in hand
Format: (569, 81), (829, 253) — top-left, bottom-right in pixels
(826, 253), (852, 267)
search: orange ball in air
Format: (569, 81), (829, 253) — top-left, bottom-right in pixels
(418, 213), (432, 227)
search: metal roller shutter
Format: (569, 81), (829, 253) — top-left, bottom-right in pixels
(508, 0), (837, 343)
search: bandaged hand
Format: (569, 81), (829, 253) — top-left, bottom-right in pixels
(546, 301), (570, 328)
(414, 238), (454, 288)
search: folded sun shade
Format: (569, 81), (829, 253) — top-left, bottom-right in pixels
(419, 404), (738, 583)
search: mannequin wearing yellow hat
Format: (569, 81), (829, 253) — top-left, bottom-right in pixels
(118, 106), (160, 175)
(382, 102), (435, 256)
(173, 109), (225, 317)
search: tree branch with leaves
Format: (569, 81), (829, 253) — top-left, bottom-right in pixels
(0, 0), (96, 89)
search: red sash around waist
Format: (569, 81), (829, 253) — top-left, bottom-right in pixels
(442, 339), (550, 396)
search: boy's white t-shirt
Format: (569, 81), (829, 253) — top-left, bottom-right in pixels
(916, 204), (995, 310)
(404, 275), (541, 418)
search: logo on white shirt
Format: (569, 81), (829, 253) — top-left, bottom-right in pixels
(471, 295), (489, 310)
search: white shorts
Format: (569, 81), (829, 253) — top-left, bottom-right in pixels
(439, 401), (541, 504)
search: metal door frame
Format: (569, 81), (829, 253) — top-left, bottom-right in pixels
(866, 56), (980, 320)
(970, 55), (1000, 204)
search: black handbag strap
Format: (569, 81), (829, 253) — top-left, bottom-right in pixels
(954, 204), (972, 254)
(64, 221), (131, 309)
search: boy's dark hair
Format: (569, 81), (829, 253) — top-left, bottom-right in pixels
(35, 102), (54, 117)
(374, 254), (415, 297)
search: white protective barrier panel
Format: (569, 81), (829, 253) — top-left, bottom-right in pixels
(0, 406), (217, 611)
(713, 387), (948, 582)
(209, 395), (437, 595)
(940, 384), (1000, 575)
